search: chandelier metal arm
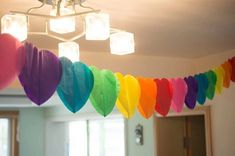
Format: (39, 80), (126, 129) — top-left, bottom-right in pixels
(10, 10), (100, 19)
(26, 0), (46, 14)
(78, 0), (96, 11)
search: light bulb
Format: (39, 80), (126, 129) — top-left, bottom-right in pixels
(1, 14), (27, 42)
(59, 42), (80, 62)
(110, 32), (135, 55)
(50, 7), (75, 34)
(85, 13), (110, 40)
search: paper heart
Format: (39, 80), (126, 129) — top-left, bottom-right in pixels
(194, 73), (209, 105)
(229, 57), (235, 82)
(0, 34), (25, 90)
(57, 57), (94, 113)
(137, 78), (157, 119)
(213, 67), (225, 94)
(115, 73), (140, 119)
(205, 70), (217, 100)
(89, 67), (120, 117)
(19, 42), (62, 105)
(221, 61), (232, 88)
(184, 76), (198, 109)
(170, 78), (188, 113)
(154, 78), (173, 116)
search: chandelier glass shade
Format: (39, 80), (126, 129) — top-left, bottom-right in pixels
(59, 41), (80, 62)
(1, 14), (28, 42)
(49, 7), (76, 34)
(0, 0), (135, 57)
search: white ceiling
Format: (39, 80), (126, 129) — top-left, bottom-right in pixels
(1, 0), (235, 58)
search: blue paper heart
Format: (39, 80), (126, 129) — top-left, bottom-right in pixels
(194, 73), (209, 105)
(57, 57), (94, 113)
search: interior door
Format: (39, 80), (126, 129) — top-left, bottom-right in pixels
(156, 115), (206, 156)
(157, 116), (186, 156)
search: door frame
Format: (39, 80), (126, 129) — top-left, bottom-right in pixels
(154, 106), (212, 156)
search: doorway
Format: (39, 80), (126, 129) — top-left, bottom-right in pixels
(155, 107), (212, 156)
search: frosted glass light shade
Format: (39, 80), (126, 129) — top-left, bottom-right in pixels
(59, 42), (80, 62)
(85, 13), (110, 40)
(50, 8), (75, 34)
(1, 14), (27, 42)
(110, 32), (135, 55)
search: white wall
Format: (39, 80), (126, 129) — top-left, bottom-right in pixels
(19, 108), (45, 156)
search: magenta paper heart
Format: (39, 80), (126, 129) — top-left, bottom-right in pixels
(154, 78), (173, 116)
(0, 34), (25, 90)
(19, 42), (62, 105)
(170, 78), (188, 113)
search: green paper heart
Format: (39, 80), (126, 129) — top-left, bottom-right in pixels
(205, 70), (217, 100)
(89, 67), (120, 117)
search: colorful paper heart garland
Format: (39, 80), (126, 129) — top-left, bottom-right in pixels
(115, 73), (140, 119)
(155, 78), (173, 116)
(138, 78), (157, 119)
(89, 67), (120, 117)
(0, 35), (235, 118)
(170, 78), (188, 113)
(0, 34), (25, 90)
(57, 57), (94, 113)
(19, 42), (62, 105)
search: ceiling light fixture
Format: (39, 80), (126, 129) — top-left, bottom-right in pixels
(0, 0), (135, 57)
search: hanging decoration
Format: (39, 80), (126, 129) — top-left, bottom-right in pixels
(205, 70), (217, 100)
(18, 42), (62, 105)
(57, 57), (94, 113)
(0, 34), (235, 118)
(194, 73), (209, 105)
(229, 57), (235, 82)
(154, 78), (173, 116)
(115, 73), (140, 119)
(184, 76), (198, 109)
(138, 78), (157, 119)
(170, 78), (188, 113)
(0, 34), (25, 90)
(89, 67), (120, 117)
(213, 66), (225, 94)
(221, 61), (232, 88)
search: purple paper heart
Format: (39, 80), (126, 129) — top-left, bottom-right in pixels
(184, 76), (198, 109)
(19, 42), (62, 105)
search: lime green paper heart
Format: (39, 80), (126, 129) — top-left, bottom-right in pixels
(89, 67), (120, 117)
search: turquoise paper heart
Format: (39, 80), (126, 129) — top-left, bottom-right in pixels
(57, 57), (94, 113)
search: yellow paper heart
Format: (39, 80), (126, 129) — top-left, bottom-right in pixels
(115, 73), (140, 119)
(213, 66), (225, 94)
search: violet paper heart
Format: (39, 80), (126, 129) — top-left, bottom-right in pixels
(184, 76), (198, 109)
(19, 42), (62, 105)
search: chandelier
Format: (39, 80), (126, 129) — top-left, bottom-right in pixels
(0, 0), (135, 61)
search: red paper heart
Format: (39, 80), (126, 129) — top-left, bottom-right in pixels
(154, 78), (173, 116)
(0, 34), (25, 90)
(229, 57), (235, 82)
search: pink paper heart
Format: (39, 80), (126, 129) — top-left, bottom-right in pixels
(0, 34), (25, 90)
(170, 78), (188, 113)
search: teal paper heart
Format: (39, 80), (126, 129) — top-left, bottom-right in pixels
(89, 67), (120, 117)
(57, 57), (94, 113)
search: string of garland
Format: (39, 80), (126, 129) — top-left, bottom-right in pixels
(0, 34), (234, 119)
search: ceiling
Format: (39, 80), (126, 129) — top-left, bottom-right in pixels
(1, 0), (235, 58)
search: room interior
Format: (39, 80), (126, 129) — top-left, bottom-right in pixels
(0, 0), (235, 156)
